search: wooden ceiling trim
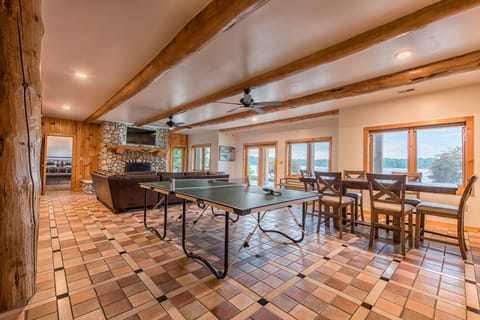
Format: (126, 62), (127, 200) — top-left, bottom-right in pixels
(187, 50), (480, 128)
(84, 0), (269, 123)
(218, 110), (339, 133)
(135, 0), (480, 126)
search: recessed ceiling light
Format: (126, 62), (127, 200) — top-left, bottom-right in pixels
(62, 105), (71, 110)
(252, 117), (258, 122)
(74, 72), (88, 79)
(395, 49), (413, 60)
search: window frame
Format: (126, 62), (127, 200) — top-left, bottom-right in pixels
(191, 143), (211, 172)
(363, 116), (474, 193)
(285, 137), (332, 178)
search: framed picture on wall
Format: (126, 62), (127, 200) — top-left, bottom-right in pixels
(219, 146), (235, 161)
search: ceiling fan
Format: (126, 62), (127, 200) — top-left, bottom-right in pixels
(165, 115), (191, 130)
(218, 88), (282, 114)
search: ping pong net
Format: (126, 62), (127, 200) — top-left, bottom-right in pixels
(168, 177), (250, 192)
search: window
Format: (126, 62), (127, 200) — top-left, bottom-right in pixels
(191, 144), (210, 171)
(286, 138), (332, 176)
(171, 147), (186, 172)
(364, 117), (473, 190)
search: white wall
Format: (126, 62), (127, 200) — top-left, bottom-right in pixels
(218, 132), (237, 173)
(230, 117), (339, 182)
(338, 83), (480, 227)
(47, 136), (73, 158)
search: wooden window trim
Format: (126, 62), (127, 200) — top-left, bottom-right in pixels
(285, 137), (332, 178)
(363, 116), (474, 194)
(191, 143), (211, 172)
(242, 142), (278, 185)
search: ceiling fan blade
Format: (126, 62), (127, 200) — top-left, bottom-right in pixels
(253, 101), (282, 107)
(216, 101), (241, 105)
(227, 105), (243, 113)
(174, 121), (185, 126)
(251, 106), (266, 114)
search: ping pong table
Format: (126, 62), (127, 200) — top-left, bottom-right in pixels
(140, 178), (318, 279)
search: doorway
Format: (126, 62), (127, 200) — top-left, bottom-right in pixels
(244, 142), (277, 187)
(171, 146), (187, 172)
(43, 136), (73, 192)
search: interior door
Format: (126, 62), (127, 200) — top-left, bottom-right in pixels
(244, 143), (277, 187)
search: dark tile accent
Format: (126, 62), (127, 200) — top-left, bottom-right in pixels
(156, 295), (168, 303)
(57, 292), (69, 299)
(323, 256), (330, 260)
(100, 227), (106, 230)
(53, 249), (61, 253)
(466, 279), (476, 284)
(108, 238), (115, 241)
(380, 276), (390, 282)
(119, 251), (127, 255)
(465, 261), (474, 265)
(361, 302), (373, 310)
(54, 267), (64, 272)
(255, 254), (262, 258)
(297, 273), (305, 278)
(393, 258), (402, 263)
(51, 235), (58, 239)
(342, 244), (348, 247)
(257, 298), (268, 306)
(134, 269), (143, 274)
(467, 306), (480, 314)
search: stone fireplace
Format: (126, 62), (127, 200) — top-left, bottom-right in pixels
(98, 121), (168, 174)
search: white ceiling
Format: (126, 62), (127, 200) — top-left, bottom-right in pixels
(40, 0), (480, 132)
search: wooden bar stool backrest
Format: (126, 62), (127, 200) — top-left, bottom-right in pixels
(300, 169), (313, 177)
(367, 173), (407, 207)
(314, 171), (342, 196)
(343, 170), (366, 179)
(392, 171), (422, 198)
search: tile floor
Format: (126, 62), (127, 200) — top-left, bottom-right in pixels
(1, 190), (480, 320)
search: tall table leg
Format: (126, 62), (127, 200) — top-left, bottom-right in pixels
(143, 189), (168, 239)
(181, 199), (229, 279)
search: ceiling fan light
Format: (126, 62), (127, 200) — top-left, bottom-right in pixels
(395, 49), (413, 60)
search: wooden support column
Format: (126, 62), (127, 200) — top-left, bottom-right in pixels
(0, 0), (43, 312)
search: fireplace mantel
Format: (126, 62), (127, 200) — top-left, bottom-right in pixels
(107, 144), (167, 157)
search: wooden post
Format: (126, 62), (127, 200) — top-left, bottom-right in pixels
(0, 0), (43, 312)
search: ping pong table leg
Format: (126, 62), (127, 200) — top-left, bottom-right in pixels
(181, 199), (229, 279)
(258, 203), (307, 244)
(143, 189), (168, 239)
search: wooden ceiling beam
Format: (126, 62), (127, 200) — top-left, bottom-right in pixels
(187, 50), (480, 128)
(136, 0), (480, 126)
(84, 0), (269, 123)
(218, 110), (339, 133)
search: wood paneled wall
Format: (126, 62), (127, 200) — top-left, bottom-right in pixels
(41, 117), (100, 190)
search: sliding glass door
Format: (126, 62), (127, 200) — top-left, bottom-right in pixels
(244, 143), (277, 187)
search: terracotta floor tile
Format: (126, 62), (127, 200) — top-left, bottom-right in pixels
(9, 191), (479, 320)
(210, 301), (239, 320)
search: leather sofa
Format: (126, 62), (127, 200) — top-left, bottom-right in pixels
(91, 171), (229, 213)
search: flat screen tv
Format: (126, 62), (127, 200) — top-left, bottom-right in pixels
(126, 127), (156, 146)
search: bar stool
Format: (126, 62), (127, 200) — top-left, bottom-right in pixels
(315, 171), (355, 239)
(343, 170), (366, 222)
(367, 173), (414, 256)
(415, 175), (477, 259)
(300, 169), (316, 214)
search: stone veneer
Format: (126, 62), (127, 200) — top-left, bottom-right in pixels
(98, 121), (169, 174)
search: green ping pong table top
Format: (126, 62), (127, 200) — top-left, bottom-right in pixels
(140, 180), (318, 215)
